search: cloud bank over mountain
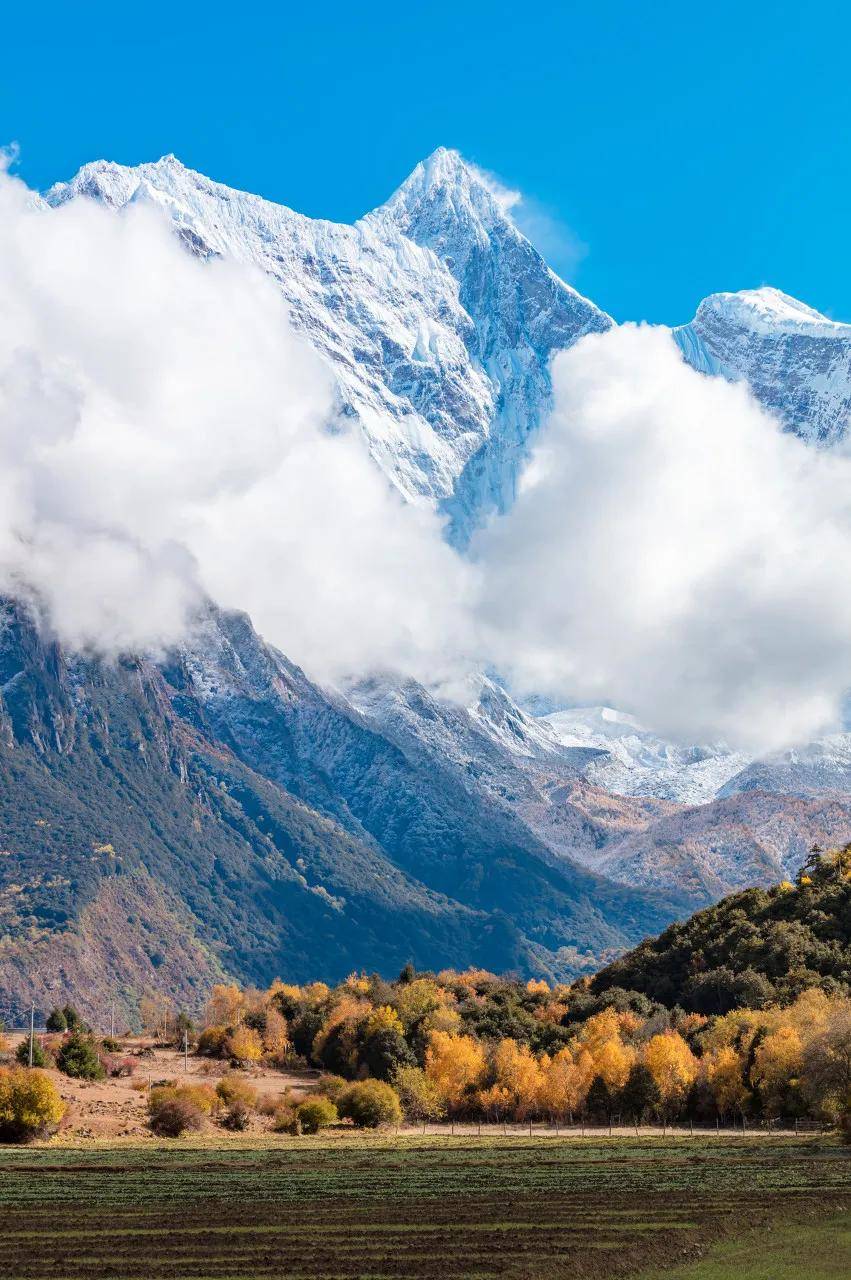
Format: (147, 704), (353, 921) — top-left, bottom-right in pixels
(477, 323), (851, 751)
(2, 156), (851, 753)
(0, 167), (475, 685)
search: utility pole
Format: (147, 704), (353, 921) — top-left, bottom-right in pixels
(28, 1003), (35, 1068)
(110, 1003), (115, 1039)
(184, 1029), (189, 1073)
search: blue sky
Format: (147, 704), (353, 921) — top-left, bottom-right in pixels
(3, 1), (848, 324)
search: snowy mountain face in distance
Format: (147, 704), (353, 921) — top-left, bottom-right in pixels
(541, 706), (750, 805)
(46, 149), (610, 546)
(674, 287), (851, 445)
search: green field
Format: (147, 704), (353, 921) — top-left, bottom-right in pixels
(0, 1135), (848, 1279)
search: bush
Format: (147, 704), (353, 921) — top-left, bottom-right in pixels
(149, 1095), (204, 1138)
(216, 1073), (257, 1111)
(315, 1073), (347, 1102)
(297, 1097), (337, 1134)
(177, 1083), (218, 1115)
(0, 1068), (66, 1142)
(101, 1037), (121, 1053)
(109, 1058), (136, 1078)
(393, 1065), (446, 1122)
(196, 1025), (229, 1057)
(15, 1038), (52, 1069)
(338, 1079), (402, 1129)
(221, 1100), (251, 1130)
(45, 1008), (67, 1033)
(271, 1103), (301, 1135)
(56, 1032), (105, 1081)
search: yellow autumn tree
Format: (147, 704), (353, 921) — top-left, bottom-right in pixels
(752, 1025), (803, 1113)
(225, 1025), (263, 1064)
(206, 983), (244, 1028)
(577, 1009), (635, 1090)
(643, 1031), (698, 1114)
(705, 1046), (750, 1118)
(366, 1005), (405, 1037)
(424, 1030), (486, 1111)
(490, 1039), (544, 1119)
(538, 1046), (595, 1121)
(395, 979), (445, 1031)
(262, 1008), (290, 1063)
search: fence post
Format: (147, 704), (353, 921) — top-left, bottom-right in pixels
(689, 1117), (693, 1137)
(529, 1119), (532, 1138)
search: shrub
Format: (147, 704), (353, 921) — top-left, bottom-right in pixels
(297, 1097), (337, 1134)
(109, 1058), (136, 1078)
(315, 1073), (347, 1102)
(101, 1037), (121, 1053)
(149, 1095), (204, 1137)
(15, 1038), (52, 1069)
(257, 1092), (281, 1116)
(56, 1032), (105, 1081)
(196, 1025), (229, 1057)
(338, 1079), (402, 1129)
(46, 1008), (67, 1033)
(393, 1065), (446, 1122)
(221, 1100), (251, 1130)
(0, 1068), (66, 1142)
(216, 1073), (257, 1110)
(272, 1104), (301, 1135)
(177, 1083), (218, 1115)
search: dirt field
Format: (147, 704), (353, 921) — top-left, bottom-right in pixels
(4, 1032), (318, 1139)
(0, 1134), (847, 1279)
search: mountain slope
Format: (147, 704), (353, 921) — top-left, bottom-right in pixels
(0, 598), (687, 1023)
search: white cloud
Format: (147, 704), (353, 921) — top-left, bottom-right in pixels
(475, 323), (851, 752)
(5, 160), (851, 756)
(0, 167), (477, 684)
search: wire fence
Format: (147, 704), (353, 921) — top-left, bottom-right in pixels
(404, 1117), (830, 1139)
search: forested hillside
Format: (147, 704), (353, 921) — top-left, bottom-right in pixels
(590, 845), (851, 1012)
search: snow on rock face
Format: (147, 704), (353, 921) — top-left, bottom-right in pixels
(674, 287), (851, 445)
(46, 149), (610, 544)
(542, 706), (750, 805)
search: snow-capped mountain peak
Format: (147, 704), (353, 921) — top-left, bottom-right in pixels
(675, 286), (851, 444)
(695, 287), (849, 339)
(46, 148), (610, 543)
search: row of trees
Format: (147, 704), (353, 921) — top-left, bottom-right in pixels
(193, 965), (851, 1127)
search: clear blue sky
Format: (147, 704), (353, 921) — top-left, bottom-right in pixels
(4, 1), (849, 324)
